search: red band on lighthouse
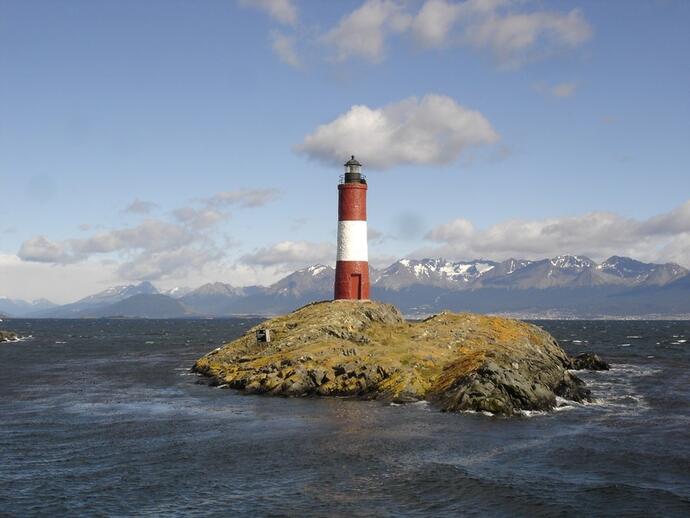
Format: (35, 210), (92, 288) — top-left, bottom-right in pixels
(338, 183), (367, 221)
(334, 156), (370, 301)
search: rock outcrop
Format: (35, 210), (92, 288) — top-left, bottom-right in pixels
(570, 352), (610, 371)
(193, 300), (591, 416)
(0, 330), (18, 342)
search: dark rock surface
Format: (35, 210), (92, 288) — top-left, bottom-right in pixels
(571, 352), (610, 371)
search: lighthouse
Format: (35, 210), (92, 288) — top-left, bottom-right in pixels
(334, 156), (370, 300)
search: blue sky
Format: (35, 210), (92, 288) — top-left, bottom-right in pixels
(1, 0), (689, 302)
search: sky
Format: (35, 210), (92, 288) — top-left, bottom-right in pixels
(1, 0), (689, 303)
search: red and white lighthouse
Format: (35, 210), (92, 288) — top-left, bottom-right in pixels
(334, 156), (370, 300)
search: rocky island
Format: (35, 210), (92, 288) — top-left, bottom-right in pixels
(193, 300), (594, 416)
(0, 330), (18, 342)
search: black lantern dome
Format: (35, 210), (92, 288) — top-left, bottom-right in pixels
(343, 155), (365, 183)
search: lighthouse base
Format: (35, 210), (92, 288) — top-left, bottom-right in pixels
(334, 261), (370, 300)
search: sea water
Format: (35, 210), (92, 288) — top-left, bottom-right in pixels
(1, 319), (689, 516)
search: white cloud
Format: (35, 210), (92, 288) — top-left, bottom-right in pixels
(0, 253), (120, 304)
(116, 246), (224, 282)
(411, 0), (466, 48)
(271, 30), (300, 67)
(18, 236), (72, 263)
(71, 220), (195, 257)
(172, 207), (226, 229)
(123, 198), (158, 214)
(323, 0), (411, 63)
(204, 188), (280, 208)
(324, 0), (592, 68)
(239, 0), (297, 26)
(463, 7), (592, 67)
(17, 220), (215, 282)
(423, 200), (690, 267)
(17, 187), (280, 282)
(642, 201), (690, 235)
(296, 94), (499, 169)
(240, 240), (334, 269)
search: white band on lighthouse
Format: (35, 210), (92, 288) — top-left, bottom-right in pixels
(336, 220), (368, 262)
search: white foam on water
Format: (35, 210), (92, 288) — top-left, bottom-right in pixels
(609, 363), (660, 377)
(554, 405), (576, 412)
(577, 363), (660, 415)
(626, 335), (642, 339)
(518, 409), (549, 417)
(619, 343), (632, 347)
(54, 341), (67, 344)
(4, 334), (33, 343)
(389, 400), (432, 411)
(455, 409), (495, 417)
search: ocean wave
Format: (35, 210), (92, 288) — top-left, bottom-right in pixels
(575, 363), (661, 414)
(608, 363), (661, 377)
(518, 409), (548, 417)
(2, 334), (34, 343)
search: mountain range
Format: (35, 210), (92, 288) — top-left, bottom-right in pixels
(0, 297), (58, 318)
(2, 256), (689, 319)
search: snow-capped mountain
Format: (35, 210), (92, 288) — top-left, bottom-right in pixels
(178, 282), (257, 316)
(598, 256), (686, 285)
(269, 264), (335, 297)
(161, 286), (193, 299)
(370, 255), (658, 291)
(550, 255), (595, 270)
(33, 281), (159, 317)
(598, 256), (654, 279)
(77, 281), (159, 305)
(24, 255), (690, 318)
(374, 258), (497, 290)
(185, 282), (245, 297)
(0, 297), (57, 317)
(493, 258), (534, 276)
(481, 256), (602, 289)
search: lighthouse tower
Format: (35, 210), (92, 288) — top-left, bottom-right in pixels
(334, 156), (370, 300)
